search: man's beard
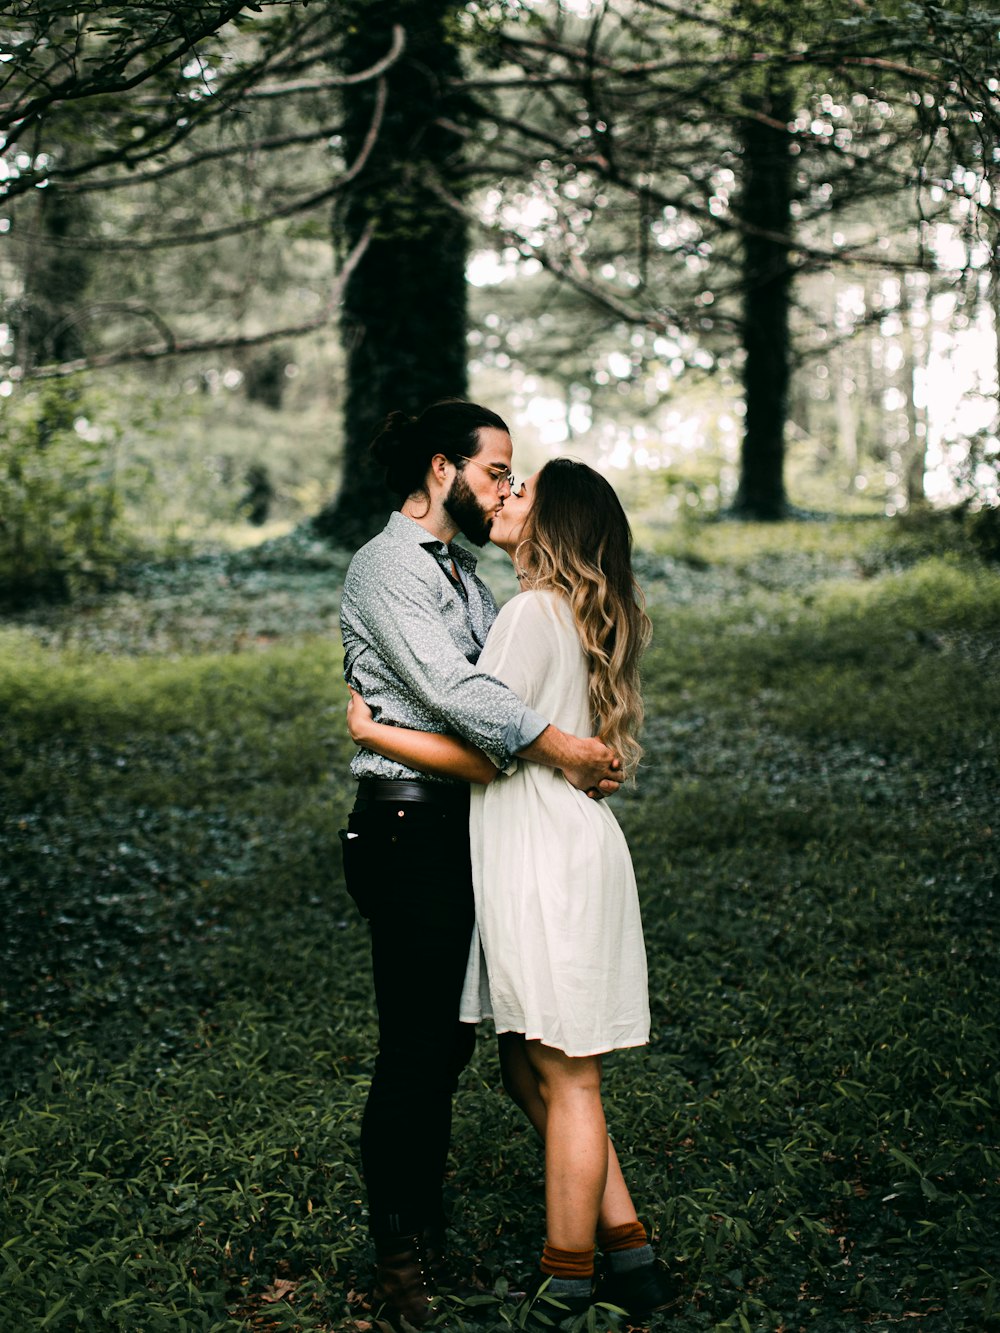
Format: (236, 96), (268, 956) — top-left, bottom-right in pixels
(443, 469), (494, 547)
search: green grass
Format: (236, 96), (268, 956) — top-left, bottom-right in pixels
(1, 516), (998, 1331)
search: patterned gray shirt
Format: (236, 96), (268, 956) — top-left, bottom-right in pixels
(341, 510), (548, 783)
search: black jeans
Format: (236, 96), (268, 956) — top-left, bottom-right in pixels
(341, 793), (477, 1242)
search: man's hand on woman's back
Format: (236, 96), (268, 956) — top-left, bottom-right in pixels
(519, 727), (624, 799)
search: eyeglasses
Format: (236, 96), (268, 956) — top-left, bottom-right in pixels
(457, 455), (515, 494)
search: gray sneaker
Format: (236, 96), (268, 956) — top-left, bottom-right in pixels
(516, 1271), (593, 1327)
(593, 1259), (679, 1321)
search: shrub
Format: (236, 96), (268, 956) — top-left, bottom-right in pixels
(0, 380), (135, 606)
(2, 523), (998, 1331)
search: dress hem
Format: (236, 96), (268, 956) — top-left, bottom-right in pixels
(461, 1016), (650, 1059)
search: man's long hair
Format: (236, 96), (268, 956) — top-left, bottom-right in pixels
(371, 399), (509, 501)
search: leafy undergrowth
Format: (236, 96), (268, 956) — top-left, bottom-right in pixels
(1, 517), (998, 1331)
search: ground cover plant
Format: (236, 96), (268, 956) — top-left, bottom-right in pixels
(1, 514), (998, 1332)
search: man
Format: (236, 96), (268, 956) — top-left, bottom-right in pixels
(339, 400), (622, 1328)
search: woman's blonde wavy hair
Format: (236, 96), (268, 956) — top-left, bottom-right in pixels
(516, 459), (652, 773)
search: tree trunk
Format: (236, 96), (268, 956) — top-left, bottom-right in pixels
(829, 272), (859, 487)
(834, 352), (859, 486)
(313, 0), (470, 547)
(14, 182), (93, 373)
(899, 275), (929, 510)
(732, 87), (793, 520)
(853, 275), (884, 483)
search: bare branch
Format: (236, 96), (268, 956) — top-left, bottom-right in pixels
(452, 53), (757, 92)
(1, 20), (403, 206)
(0, 5), (358, 201)
(247, 24), (406, 95)
(57, 121), (348, 194)
(475, 108), (938, 270)
(18, 76), (388, 252)
(430, 176), (680, 333)
(633, 0), (758, 42)
(24, 219), (376, 380)
(783, 52), (946, 84)
(0, 2), (250, 138)
(42, 301), (180, 353)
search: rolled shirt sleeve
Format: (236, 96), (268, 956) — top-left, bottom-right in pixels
(341, 513), (548, 779)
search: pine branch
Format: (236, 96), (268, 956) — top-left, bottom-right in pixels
(55, 121), (350, 194)
(14, 75), (388, 252)
(23, 219), (376, 380)
(0, 2), (250, 136)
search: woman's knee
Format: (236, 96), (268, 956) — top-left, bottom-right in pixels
(527, 1045), (603, 1102)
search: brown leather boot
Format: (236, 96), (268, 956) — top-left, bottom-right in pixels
(421, 1226), (488, 1298)
(372, 1234), (435, 1330)
(421, 1226), (448, 1288)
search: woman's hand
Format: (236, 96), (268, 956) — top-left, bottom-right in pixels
(346, 686), (376, 746)
(345, 688), (496, 783)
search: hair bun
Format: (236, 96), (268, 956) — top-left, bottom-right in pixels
(367, 399), (509, 503)
(370, 410), (415, 468)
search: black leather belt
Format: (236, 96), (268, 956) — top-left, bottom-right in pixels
(355, 778), (469, 808)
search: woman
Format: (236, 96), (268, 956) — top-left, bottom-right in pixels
(347, 459), (674, 1323)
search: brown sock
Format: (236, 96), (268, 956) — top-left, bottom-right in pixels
(597, 1221), (648, 1253)
(540, 1243), (595, 1279)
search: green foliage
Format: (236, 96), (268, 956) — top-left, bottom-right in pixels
(1, 520), (998, 1330)
(0, 3), (293, 202)
(0, 381), (140, 606)
(113, 374), (344, 545)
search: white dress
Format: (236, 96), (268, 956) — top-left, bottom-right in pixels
(459, 589), (650, 1057)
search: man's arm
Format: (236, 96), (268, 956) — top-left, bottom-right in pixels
(346, 684), (619, 795)
(519, 726), (623, 797)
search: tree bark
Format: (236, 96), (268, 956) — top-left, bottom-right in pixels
(834, 349), (859, 486)
(14, 184), (94, 373)
(899, 275), (929, 510)
(313, 1), (471, 547)
(732, 87), (793, 520)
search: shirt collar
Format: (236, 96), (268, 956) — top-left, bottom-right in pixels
(387, 510), (480, 573)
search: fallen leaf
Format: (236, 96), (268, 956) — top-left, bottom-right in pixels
(260, 1277), (298, 1304)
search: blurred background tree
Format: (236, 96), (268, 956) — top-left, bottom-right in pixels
(312, 0), (475, 546)
(1, 0), (997, 590)
(456, 0), (999, 518)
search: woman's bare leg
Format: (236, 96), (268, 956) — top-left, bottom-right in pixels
(498, 1033), (640, 1233)
(523, 1041), (606, 1251)
(497, 1037), (673, 1320)
(498, 1032), (547, 1134)
(598, 1138), (641, 1230)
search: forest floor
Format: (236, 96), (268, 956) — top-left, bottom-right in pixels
(1, 511), (998, 1332)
